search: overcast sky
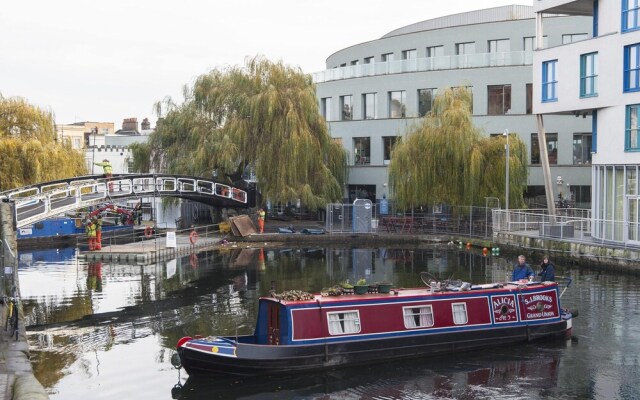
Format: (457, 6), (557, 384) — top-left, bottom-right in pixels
(1, 0), (529, 127)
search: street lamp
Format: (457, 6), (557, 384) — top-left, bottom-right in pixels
(503, 129), (509, 212)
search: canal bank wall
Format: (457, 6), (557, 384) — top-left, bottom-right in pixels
(0, 203), (48, 400)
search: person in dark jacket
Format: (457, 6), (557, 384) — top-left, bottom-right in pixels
(538, 255), (556, 281)
(512, 255), (535, 281)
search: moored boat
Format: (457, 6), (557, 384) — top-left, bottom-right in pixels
(176, 273), (575, 376)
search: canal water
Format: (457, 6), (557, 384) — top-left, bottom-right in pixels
(16, 245), (640, 399)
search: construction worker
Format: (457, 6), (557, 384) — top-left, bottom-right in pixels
(94, 215), (103, 250)
(257, 208), (266, 234)
(94, 159), (113, 191)
(86, 221), (97, 251)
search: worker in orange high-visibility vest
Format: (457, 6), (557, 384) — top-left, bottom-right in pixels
(257, 208), (266, 233)
(94, 159), (113, 191)
(94, 215), (103, 250)
(86, 221), (97, 251)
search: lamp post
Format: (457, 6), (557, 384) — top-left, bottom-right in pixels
(503, 129), (510, 212)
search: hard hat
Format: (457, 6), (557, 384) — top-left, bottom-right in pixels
(103, 159), (109, 162)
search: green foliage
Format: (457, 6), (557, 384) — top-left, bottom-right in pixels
(138, 56), (347, 209)
(356, 278), (367, 286)
(388, 87), (527, 208)
(0, 96), (87, 191)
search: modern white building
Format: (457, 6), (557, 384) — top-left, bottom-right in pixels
(313, 5), (592, 208)
(533, 0), (640, 245)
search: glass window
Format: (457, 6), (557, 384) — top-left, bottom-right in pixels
(340, 95), (353, 121)
(403, 305), (434, 328)
(427, 46), (444, 57)
(418, 88), (436, 117)
(526, 83), (533, 114)
(127, 160), (135, 173)
(363, 93), (376, 120)
(488, 39), (510, 53)
(402, 49), (417, 60)
(624, 43), (640, 92)
(383, 136), (399, 163)
(327, 311), (361, 335)
(382, 53), (394, 62)
(573, 133), (593, 164)
(562, 33), (588, 44)
(456, 42), (475, 55)
(487, 85), (511, 115)
(340, 63), (346, 67)
(364, 56), (374, 64)
(580, 52), (598, 97)
(623, 0), (640, 32)
(626, 104), (640, 151)
(388, 91), (406, 118)
(353, 137), (371, 165)
(523, 36), (548, 51)
(531, 133), (559, 164)
(452, 303), (468, 325)
(350, 60), (359, 65)
(542, 60), (558, 102)
(101, 128), (109, 135)
(321, 98), (331, 121)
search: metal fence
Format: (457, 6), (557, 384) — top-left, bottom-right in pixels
(325, 203), (498, 238)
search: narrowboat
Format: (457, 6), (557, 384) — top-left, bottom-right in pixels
(176, 273), (575, 376)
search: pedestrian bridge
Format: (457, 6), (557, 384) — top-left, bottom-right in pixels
(0, 174), (253, 228)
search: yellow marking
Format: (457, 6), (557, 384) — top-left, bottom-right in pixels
(211, 346), (219, 353)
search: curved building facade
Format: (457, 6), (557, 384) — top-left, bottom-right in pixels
(313, 5), (592, 208)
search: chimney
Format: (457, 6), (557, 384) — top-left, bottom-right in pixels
(122, 117), (138, 132)
(141, 118), (151, 130)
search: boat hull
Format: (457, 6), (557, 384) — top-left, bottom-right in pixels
(178, 317), (571, 376)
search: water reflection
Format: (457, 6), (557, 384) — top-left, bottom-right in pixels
(16, 245), (640, 399)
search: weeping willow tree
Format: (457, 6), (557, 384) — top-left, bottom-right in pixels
(388, 87), (527, 209)
(0, 96), (87, 191)
(137, 56), (347, 209)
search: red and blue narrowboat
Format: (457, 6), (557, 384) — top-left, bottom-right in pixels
(176, 274), (575, 376)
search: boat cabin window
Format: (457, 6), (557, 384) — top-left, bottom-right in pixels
(403, 305), (434, 328)
(452, 303), (468, 325)
(327, 311), (361, 335)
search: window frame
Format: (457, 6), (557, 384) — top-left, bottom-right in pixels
(542, 60), (558, 102)
(417, 88), (436, 117)
(427, 46), (444, 58)
(320, 97), (331, 121)
(339, 95), (353, 121)
(624, 43), (640, 92)
(388, 91), (407, 118)
(362, 93), (376, 120)
(623, 0), (640, 32)
(383, 136), (399, 164)
(327, 311), (361, 335)
(382, 53), (394, 62)
(487, 84), (511, 115)
(580, 52), (598, 97)
(402, 49), (417, 60)
(626, 104), (640, 151)
(452, 303), (468, 325)
(403, 305), (435, 329)
(353, 137), (371, 165)
(531, 132), (559, 164)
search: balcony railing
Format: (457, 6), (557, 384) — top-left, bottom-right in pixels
(313, 51), (533, 83)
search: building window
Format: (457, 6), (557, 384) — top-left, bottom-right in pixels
(350, 60), (359, 65)
(383, 136), (399, 164)
(562, 33), (588, 44)
(388, 91), (406, 118)
(624, 43), (640, 92)
(427, 46), (444, 57)
(362, 93), (376, 120)
(354, 137), (371, 165)
(382, 53), (394, 62)
(626, 104), (640, 151)
(531, 133), (558, 164)
(402, 49), (417, 59)
(523, 36), (548, 51)
(320, 98), (331, 121)
(127, 159), (135, 173)
(418, 88), (436, 117)
(340, 95), (353, 121)
(340, 63), (346, 67)
(455, 42), (475, 55)
(487, 85), (511, 115)
(623, 0), (640, 32)
(526, 83), (533, 114)
(364, 56), (374, 64)
(580, 52), (598, 97)
(542, 60), (558, 102)
(73, 138), (82, 149)
(488, 39), (510, 53)
(403, 305), (434, 328)
(327, 311), (361, 335)
(573, 133), (593, 164)
(452, 303), (468, 325)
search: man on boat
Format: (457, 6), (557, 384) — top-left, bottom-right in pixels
(512, 255), (534, 281)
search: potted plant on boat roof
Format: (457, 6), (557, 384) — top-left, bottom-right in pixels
(354, 278), (368, 295)
(340, 280), (354, 295)
(376, 280), (393, 294)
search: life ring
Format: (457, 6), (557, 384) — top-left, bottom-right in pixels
(144, 226), (153, 238)
(189, 230), (198, 244)
(189, 254), (198, 269)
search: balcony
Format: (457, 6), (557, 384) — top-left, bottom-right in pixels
(312, 51), (533, 83)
